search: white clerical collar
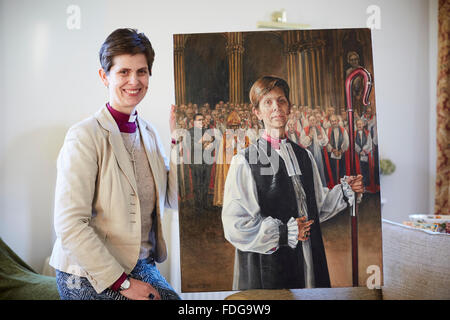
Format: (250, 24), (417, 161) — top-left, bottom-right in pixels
(128, 113), (137, 122)
(277, 142), (302, 177)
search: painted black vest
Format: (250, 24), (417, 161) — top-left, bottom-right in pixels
(236, 138), (331, 290)
(355, 130), (368, 151)
(329, 127), (344, 150)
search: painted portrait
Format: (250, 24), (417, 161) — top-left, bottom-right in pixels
(172, 29), (382, 292)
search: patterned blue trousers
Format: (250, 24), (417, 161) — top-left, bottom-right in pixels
(56, 259), (180, 300)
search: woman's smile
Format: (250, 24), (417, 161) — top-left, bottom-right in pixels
(123, 88), (142, 95)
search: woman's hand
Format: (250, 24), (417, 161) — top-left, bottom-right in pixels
(346, 174), (364, 194)
(169, 104), (177, 135)
(296, 216), (314, 242)
(119, 278), (161, 300)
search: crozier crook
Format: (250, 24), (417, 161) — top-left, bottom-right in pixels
(345, 67), (372, 287)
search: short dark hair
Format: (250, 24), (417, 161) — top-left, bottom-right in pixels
(99, 28), (155, 75)
(193, 113), (204, 121)
(249, 75), (291, 110)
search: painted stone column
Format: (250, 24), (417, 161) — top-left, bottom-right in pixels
(173, 34), (187, 105)
(283, 31), (303, 105)
(226, 32), (244, 105)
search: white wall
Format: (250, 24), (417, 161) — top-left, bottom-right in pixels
(0, 0), (437, 289)
(428, 0), (438, 215)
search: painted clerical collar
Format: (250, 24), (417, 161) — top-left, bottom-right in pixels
(260, 133), (302, 176)
(261, 131), (287, 150)
(106, 102), (138, 133)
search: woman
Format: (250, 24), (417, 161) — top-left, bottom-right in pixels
(49, 28), (179, 300)
(222, 76), (364, 290)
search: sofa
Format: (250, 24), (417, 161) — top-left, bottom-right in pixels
(0, 238), (60, 300)
(225, 219), (450, 300)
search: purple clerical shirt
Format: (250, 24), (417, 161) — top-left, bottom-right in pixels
(106, 103), (137, 133)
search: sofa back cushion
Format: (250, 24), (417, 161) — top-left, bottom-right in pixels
(382, 219), (450, 300)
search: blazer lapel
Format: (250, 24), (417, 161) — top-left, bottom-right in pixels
(137, 117), (160, 196)
(95, 106), (138, 195)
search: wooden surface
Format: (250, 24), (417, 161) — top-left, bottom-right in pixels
(225, 287), (382, 300)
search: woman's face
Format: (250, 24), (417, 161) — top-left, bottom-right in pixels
(100, 53), (149, 114)
(254, 87), (290, 134)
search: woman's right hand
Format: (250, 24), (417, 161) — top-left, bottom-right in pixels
(119, 278), (161, 300)
(296, 216), (314, 241)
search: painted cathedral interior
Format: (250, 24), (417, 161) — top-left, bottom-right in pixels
(174, 29), (382, 292)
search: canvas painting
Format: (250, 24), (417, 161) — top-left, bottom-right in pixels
(172, 29), (382, 292)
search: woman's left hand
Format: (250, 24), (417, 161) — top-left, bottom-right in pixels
(347, 174), (364, 193)
(169, 104), (177, 135)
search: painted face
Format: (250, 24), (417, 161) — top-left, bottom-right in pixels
(194, 115), (204, 128)
(204, 115), (212, 126)
(331, 116), (339, 128)
(254, 87), (290, 133)
(349, 54), (359, 68)
(178, 119), (186, 128)
(101, 53), (149, 114)
(288, 121), (296, 130)
(357, 120), (364, 130)
(309, 116), (317, 127)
